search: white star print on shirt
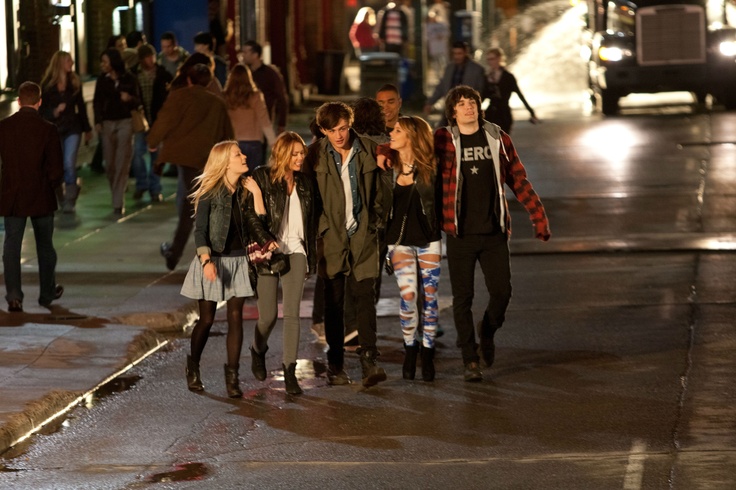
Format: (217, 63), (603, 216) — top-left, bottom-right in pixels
(470, 165), (479, 175)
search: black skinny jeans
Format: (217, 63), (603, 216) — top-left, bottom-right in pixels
(323, 272), (378, 368)
(446, 233), (512, 364)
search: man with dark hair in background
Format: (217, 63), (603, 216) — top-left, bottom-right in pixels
(0, 82), (64, 312)
(131, 43), (172, 204)
(148, 64), (234, 271)
(193, 31), (228, 87)
(157, 31), (189, 77)
(239, 40), (288, 135)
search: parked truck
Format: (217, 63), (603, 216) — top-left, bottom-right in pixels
(586, 0), (736, 114)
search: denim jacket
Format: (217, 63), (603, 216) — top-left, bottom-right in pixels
(194, 184), (271, 257)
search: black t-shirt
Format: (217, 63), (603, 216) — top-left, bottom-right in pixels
(216, 192), (247, 257)
(385, 182), (440, 247)
(459, 129), (501, 235)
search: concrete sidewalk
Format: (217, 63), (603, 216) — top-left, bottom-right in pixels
(0, 157), (198, 453)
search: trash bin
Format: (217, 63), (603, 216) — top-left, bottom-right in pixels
(316, 51), (346, 95)
(359, 52), (401, 97)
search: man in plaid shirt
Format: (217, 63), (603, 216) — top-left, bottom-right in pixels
(435, 85), (551, 382)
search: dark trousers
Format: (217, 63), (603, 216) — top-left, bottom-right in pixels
(3, 215), (57, 304)
(446, 233), (512, 364)
(323, 272), (377, 367)
(170, 165), (201, 263)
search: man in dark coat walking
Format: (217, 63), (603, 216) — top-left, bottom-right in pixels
(0, 81), (65, 312)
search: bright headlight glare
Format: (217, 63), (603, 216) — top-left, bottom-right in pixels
(599, 46), (624, 61)
(719, 40), (736, 57)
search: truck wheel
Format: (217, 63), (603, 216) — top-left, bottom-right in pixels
(600, 90), (619, 115)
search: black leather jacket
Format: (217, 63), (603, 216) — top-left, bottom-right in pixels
(250, 166), (318, 275)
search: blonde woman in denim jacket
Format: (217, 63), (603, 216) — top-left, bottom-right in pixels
(180, 141), (275, 398)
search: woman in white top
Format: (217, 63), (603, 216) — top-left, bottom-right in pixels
(247, 132), (317, 395)
(224, 64), (276, 171)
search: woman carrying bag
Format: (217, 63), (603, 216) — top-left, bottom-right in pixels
(247, 132), (317, 395)
(378, 116), (442, 381)
(180, 141), (275, 398)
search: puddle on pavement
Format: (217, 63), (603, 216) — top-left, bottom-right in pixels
(0, 374), (142, 461)
(147, 462), (209, 482)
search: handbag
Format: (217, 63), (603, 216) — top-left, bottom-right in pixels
(268, 252), (291, 276)
(131, 106), (149, 133)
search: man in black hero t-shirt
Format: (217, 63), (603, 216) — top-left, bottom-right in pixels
(435, 85), (551, 382)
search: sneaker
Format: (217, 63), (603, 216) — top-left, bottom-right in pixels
(133, 189), (146, 200)
(160, 242), (177, 271)
(326, 364), (352, 385)
(464, 361), (483, 382)
(150, 193), (164, 203)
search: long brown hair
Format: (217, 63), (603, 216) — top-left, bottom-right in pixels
(223, 64), (260, 109)
(395, 116), (435, 185)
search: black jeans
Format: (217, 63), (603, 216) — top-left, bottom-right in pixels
(446, 233), (512, 364)
(3, 215), (57, 304)
(323, 272), (377, 368)
(170, 165), (201, 263)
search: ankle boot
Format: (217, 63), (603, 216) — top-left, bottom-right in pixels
(421, 346), (436, 382)
(403, 343), (419, 380)
(224, 364), (242, 398)
(283, 363), (303, 395)
(186, 355), (204, 391)
(359, 349), (387, 387)
(250, 345), (268, 381)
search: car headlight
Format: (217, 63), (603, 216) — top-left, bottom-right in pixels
(598, 46), (633, 62)
(719, 40), (736, 56)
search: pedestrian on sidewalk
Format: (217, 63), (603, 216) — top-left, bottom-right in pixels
(223, 64), (276, 172)
(435, 85), (550, 382)
(483, 47), (538, 134)
(40, 50), (93, 214)
(180, 140), (275, 398)
(0, 82), (65, 312)
(130, 43), (172, 204)
(377, 116), (441, 381)
(93, 48), (141, 217)
(148, 63), (234, 271)
(305, 101), (389, 388)
(248, 132), (317, 395)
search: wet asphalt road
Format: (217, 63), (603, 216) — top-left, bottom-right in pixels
(1, 93), (735, 489)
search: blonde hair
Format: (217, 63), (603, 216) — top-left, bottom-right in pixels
(223, 64), (260, 109)
(190, 140), (244, 212)
(396, 116), (435, 184)
(268, 132), (306, 184)
(41, 51), (81, 94)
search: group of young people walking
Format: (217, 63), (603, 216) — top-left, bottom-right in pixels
(178, 78), (551, 398)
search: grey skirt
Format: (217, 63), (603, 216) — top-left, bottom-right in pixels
(180, 255), (254, 301)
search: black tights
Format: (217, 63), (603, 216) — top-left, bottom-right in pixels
(190, 297), (246, 367)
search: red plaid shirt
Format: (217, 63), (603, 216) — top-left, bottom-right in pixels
(435, 122), (550, 240)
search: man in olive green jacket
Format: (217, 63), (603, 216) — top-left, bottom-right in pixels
(148, 64), (234, 270)
(307, 102), (390, 388)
